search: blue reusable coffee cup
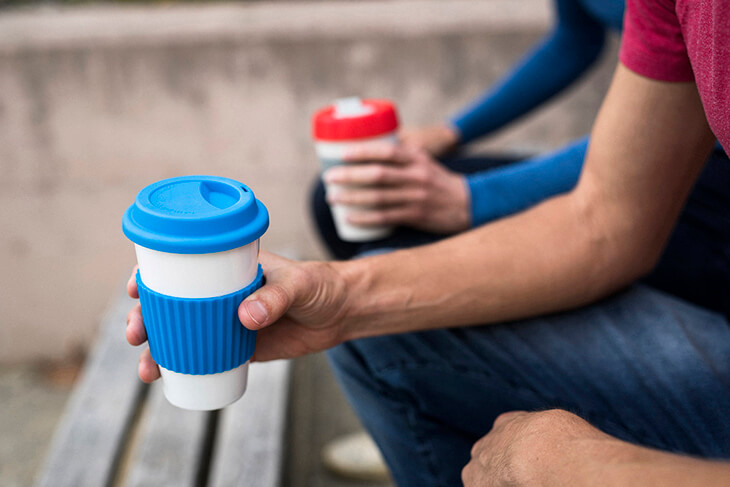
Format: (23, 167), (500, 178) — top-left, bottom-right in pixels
(123, 175), (268, 410)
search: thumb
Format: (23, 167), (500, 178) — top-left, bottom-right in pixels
(258, 250), (292, 271)
(238, 251), (299, 329)
(239, 280), (297, 331)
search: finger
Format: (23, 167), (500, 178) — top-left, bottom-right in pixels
(461, 461), (475, 487)
(126, 303), (148, 346)
(328, 187), (426, 207)
(397, 131), (415, 146)
(343, 143), (412, 165)
(324, 164), (409, 186)
(250, 316), (316, 362)
(138, 348), (161, 383)
(470, 433), (487, 457)
(347, 207), (420, 227)
(127, 265), (139, 299)
(242, 251), (301, 330)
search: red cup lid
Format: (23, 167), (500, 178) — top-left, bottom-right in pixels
(312, 98), (399, 141)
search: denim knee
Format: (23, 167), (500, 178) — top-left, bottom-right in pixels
(326, 341), (375, 393)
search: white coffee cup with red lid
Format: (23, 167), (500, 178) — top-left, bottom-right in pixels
(312, 97), (400, 242)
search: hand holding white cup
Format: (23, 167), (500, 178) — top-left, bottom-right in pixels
(312, 97), (400, 242)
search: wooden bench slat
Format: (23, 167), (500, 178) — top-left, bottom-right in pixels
(36, 293), (144, 487)
(38, 289), (292, 487)
(208, 360), (291, 487)
(123, 383), (210, 487)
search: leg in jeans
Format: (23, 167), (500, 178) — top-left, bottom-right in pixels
(318, 145), (730, 486)
(327, 286), (730, 487)
(642, 145), (730, 316)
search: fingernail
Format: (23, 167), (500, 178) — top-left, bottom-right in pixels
(244, 300), (268, 326)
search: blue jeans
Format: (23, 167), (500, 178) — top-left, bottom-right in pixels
(327, 286), (730, 487)
(316, 145), (730, 486)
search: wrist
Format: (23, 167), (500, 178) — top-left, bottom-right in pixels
(440, 122), (461, 151)
(441, 171), (472, 232)
(333, 252), (416, 342)
(444, 120), (463, 145)
(330, 258), (375, 342)
(457, 174), (473, 229)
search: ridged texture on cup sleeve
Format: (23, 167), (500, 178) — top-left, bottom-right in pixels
(136, 265), (263, 375)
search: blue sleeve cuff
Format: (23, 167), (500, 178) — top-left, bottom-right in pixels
(467, 137), (589, 227)
(447, 12), (605, 145)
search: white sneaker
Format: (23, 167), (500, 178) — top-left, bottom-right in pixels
(321, 431), (390, 481)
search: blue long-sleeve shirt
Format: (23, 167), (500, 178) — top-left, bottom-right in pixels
(449, 0), (624, 226)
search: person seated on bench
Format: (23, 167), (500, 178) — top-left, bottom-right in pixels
(310, 0), (728, 478)
(311, 0), (625, 261)
(125, 0), (730, 485)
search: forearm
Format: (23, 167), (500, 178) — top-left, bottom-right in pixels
(336, 66), (715, 341)
(339, 188), (620, 339)
(468, 136), (587, 226)
(238, 67), (714, 365)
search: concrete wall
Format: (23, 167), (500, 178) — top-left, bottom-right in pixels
(0, 0), (618, 362)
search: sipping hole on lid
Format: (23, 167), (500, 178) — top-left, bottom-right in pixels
(333, 97), (374, 118)
(199, 181), (240, 210)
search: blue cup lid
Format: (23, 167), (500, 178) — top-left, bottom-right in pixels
(122, 176), (269, 254)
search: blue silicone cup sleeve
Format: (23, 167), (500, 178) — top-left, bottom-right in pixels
(136, 265), (263, 375)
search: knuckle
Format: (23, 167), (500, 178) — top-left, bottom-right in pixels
(350, 191), (370, 206)
(267, 282), (293, 309)
(342, 192), (358, 205)
(371, 191), (386, 206)
(335, 190), (352, 204)
(537, 409), (566, 423)
(289, 264), (318, 296)
(383, 145), (397, 160)
(470, 440), (481, 458)
(413, 188), (429, 203)
(522, 410), (564, 434)
(368, 212), (387, 225)
(403, 145), (419, 158)
(409, 206), (426, 222)
(493, 411), (516, 428)
(371, 166), (388, 184)
(541, 409), (577, 428)
(412, 168), (429, 185)
(461, 464), (470, 485)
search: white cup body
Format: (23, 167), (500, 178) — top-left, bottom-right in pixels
(134, 240), (259, 410)
(315, 133), (397, 242)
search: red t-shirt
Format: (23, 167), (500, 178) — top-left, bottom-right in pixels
(619, 0), (730, 150)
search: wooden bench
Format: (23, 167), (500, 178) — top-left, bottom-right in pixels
(36, 290), (291, 487)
